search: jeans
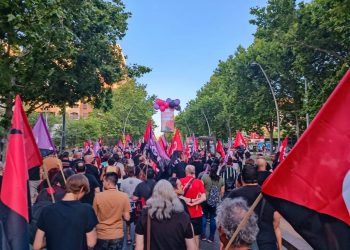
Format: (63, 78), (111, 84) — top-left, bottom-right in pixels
(94, 238), (124, 250)
(201, 202), (217, 239)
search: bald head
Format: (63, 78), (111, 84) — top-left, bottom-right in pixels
(84, 154), (94, 164)
(185, 165), (195, 176)
(256, 158), (267, 171)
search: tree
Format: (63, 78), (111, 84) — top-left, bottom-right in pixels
(53, 79), (156, 148)
(0, 0), (150, 131)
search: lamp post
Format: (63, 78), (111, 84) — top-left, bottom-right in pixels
(201, 109), (211, 136)
(123, 103), (136, 139)
(251, 62), (280, 149)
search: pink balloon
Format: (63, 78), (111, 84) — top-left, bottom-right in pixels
(160, 106), (166, 112)
(164, 102), (169, 108)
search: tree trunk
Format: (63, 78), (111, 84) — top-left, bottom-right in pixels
(295, 113), (300, 140)
(1, 94), (14, 162)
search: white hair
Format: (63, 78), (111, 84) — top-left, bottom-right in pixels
(217, 198), (259, 247)
(146, 180), (184, 220)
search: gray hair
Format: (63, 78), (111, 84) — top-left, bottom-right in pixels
(146, 180), (184, 220)
(217, 198), (259, 247)
(185, 165), (195, 175)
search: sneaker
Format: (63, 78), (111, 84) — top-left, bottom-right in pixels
(207, 237), (214, 243)
(200, 235), (207, 241)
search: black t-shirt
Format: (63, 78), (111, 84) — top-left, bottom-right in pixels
(81, 174), (100, 205)
(228, 185), (277, 246)
(257, 171), (271, 186)
(37, 200), (98, 250)
(85, 164), (99, 182)
(135, 209), (193, 250)
(192, 161), (204, 178)
(172, 161), (186, 178)
(133, 179), (156, 201)
(29, 166), (40, 181)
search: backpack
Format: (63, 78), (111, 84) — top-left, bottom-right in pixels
(207, 183), (220, 208)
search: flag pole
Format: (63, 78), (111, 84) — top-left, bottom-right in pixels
(58, 160), (67, 184)
(42, 163), (56, 203)
(224, 193), (263, 250)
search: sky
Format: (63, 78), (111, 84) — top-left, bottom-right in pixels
(119, 0), (269, 131)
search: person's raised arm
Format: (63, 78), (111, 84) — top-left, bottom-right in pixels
(86, 228), (97, 249)
(33, 229), (46, 250)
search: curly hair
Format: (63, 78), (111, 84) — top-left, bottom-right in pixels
(216, 198), (259, 247)
(146, 180), (184, 221)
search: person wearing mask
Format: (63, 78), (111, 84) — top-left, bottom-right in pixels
(135, 180), (196, 250)
(93, 173), (130, 250)
(228, 165), (280, 250)
(33, 174), (98, 250)
(120, 167), (142, 245)
(180, 165), (207, 249)
(201, 164), (225, 243)
(217, 198), (259, 250)
(76, 161), (100, 205)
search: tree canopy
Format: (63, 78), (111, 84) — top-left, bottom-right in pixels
(176, 0), (350, 146)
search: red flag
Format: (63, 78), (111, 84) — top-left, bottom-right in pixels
(126, 134), (131, 143)
(159, 136), (169, 156)
(233, 131), (247, 148)
(143, 119), (152, 143)
(1, 96), (42, 222)
(262, 69), (350, 226)
(278, 135), (288, 162)
(117, 140), (124, 149)
(169, 128), (183, 156)
(216, 139), (225, 158)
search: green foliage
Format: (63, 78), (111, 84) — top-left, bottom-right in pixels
(53, 80), (155, 148)
(177, 0), (350, 144)
(0, 0), (150, 131)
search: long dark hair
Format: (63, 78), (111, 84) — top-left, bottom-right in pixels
(209, 164), (220, 182)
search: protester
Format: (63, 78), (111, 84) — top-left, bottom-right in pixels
(201, 164), (225, 243)
(217, 198), (259, 250)
(171, 153), (186, 178)
(33, 174), (98, 250)
(76, 160), (100, 205)
(42, 152), (62, 173)
(60, 151), (72, 169)
(180, 165), (207, 249)
(256, 158), (272, 186)
(228, 165), (279, 250)
(168, 177), (190, 215)
(100, 158), (121, 182)
(220, 157), (238, 198)
(120, 167), (142, 245)
(192, 153), (204, 178)
(135, 180), (196, 250)
(84, 154), (100, 183)
(93, 172), (130, 250)
(133, 167), (156, 202)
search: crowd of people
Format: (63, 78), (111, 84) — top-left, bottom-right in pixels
(14, 143), (283, 250)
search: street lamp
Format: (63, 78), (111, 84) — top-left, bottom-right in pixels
(251, 62), (280, 149)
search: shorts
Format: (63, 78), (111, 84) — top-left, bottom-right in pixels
(191, 216), (203, 236)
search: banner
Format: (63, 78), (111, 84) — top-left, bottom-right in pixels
(161, 108), (174, 132)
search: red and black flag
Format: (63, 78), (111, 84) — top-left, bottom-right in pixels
(0, 95), (42, 250)
(168, 129), (184, 166)
(262, 70), (350, 249)
(216, 139), (225, 158)
(140, 119), (152, 152)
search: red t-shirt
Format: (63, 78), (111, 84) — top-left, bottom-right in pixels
(180, 176), (206, 218)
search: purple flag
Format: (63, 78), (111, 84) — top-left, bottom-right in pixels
(32, 113), (55, 152)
